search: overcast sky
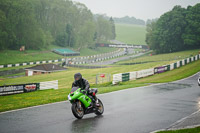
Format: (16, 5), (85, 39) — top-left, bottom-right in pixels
(73, 0), (199, 20)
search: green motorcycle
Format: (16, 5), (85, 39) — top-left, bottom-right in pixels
(68, 87), (104, 119)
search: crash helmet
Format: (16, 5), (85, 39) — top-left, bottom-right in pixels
(74, 73), (82, 81)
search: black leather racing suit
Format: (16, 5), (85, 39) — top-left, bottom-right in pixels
(72, 78), (97, 104)
(72, 78), (90, 92)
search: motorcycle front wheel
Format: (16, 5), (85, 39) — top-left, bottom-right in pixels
(95, 99), (104, 116)
(71, 101), (84, 119)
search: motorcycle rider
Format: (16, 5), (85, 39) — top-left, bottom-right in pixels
(72, 73), (99, 106)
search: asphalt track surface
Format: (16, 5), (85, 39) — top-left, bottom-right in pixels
(89, 51), (145, 65)
(0, 73), (200, 133)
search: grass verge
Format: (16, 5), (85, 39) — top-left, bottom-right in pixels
(0, 47), (117, 65)
(0, 60), (199, 112)
(156, 127), (200, 133)
(116, 49), (199, 65)
(115, 23), (146, 44)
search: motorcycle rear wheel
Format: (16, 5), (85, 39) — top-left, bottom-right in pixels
(72, 101), (84, 119)
(95, 99), (104, 115)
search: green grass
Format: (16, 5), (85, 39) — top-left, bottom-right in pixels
(0, 72), (25, 78)
(0, 58), (199, 112)
(0, 65), (36, 71)
(0, 50), (199, 88)
(0, 50), (63, 65)
(115, 49), (199, 65)
(0, 49), (200, 112)
(115, 23), (146, 44)
(157, 127), (200, 133)
(0, 47), (117, 65)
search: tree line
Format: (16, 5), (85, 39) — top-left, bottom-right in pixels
(0, 0), (116, 50)
(113, 16), (145, 25)
(146, 4), (200, 53)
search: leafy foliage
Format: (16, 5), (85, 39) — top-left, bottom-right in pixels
(146, 4), (200, 53)
(114, 16), (145, 25)
(0, 0), (115, 50)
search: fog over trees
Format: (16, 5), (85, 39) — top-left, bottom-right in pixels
(0, 0), (116, 50)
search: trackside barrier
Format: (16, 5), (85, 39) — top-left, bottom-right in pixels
(129, 72), (137, 80)
(40, 80), (58, 90)
(112, 73), (122, 84)
(112, 68), (154, 84)
(113, 54), (200, 84)
(0, 80), (58, 96)
(0, 83), (40, 96)
(122, 73), (130, 82)
(0, 49), (123, 69)
(154, 66), (165, 74)
(136, 68), (154, 79)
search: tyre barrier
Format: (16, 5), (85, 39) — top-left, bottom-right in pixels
(113, 54), (200, 84)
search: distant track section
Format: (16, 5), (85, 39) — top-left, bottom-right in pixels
(96, 43), (149, 49)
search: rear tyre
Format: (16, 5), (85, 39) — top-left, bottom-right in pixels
(71, 101), (84, 119)
(95, 99), (104, 115)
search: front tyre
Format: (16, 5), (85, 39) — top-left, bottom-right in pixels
(95, 99), (104, 115)
(71, 101), (84, 119)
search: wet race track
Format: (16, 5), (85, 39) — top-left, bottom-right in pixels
(0, 72), (200, 133)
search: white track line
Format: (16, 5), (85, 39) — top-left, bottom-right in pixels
(166, 110), (200, 130)
(173, 71), (200, 83)
(150, 110), (200, 133)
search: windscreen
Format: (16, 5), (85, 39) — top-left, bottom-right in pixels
(71, 87), (79, 93)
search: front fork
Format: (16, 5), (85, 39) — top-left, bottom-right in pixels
(77, 101), (83, 111)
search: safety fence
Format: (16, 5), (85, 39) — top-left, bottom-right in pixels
(66, 64), (109, 69)
(113, 54), (200, 84)
(0, 49), (124, 69)
(0, 80), (58, 96)
(96, 73), (111, 84)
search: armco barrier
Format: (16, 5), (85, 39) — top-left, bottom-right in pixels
(113, 54), (200, 84)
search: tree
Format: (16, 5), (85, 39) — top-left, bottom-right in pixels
(182, 4), (200, 49)
(109, 17), (116, 39)
(96, 15), (112, 42)
(66, 24), (74, 47)
(145, 5), (197, 53)
(0, 0), (115, 50)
